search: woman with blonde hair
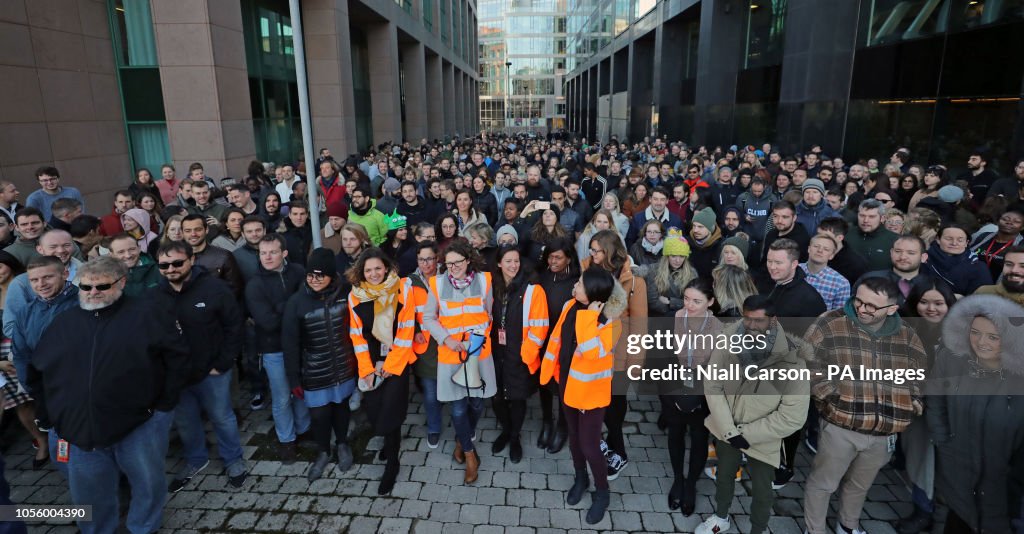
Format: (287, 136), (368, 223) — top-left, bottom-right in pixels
(577, 209), (624, 262)
(907, 207), (942, 247)
(158, 214), (186, 249)
(600, 193), (631, 237)
(714, 235), (750, 271)
(644, 229), (698, 317)
(711, 263), (757, 318)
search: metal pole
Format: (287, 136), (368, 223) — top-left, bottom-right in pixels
(289, 0), (322, 248)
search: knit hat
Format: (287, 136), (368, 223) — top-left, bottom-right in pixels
(495, 224), (519, 244)
(691, 207), (717, 232)
(386, 211), (407, 231)
(306, 248), (336, 277)
(383, 177), (402, 194)
(662, 227), (691, 257)
(938, 184), (964, 204)
(326, 201), (348, 219)
(722, 235), (750, 259)
(802, 178), (826, 195)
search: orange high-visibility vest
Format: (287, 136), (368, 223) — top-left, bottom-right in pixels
(400, 276), (430, 356)
(348, 284), (417, 378)
(539, 300), (617, 410)
(520, 284), (550, 374)
(427, 272), (493, 365)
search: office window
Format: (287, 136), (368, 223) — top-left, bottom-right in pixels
(744, 0), (787, 69)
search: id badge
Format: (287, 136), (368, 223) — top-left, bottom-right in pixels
(886, 434), (897, 453)
(57, 439), (70, 463)
(497, 328), (507, 346)
(380, 344), (390, 358)
(682, 376), (694, 389)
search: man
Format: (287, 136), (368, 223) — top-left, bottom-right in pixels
(857, 235), (933, 309)
(109, 233), (160, 297)
(10, 256), (79, 389)
(761, 238), (827, 321)
(709, 166), (740, 221)
(4, 208), (47, 266)
(627, 187), (684, 245)
(181, 215), (243, 298)
(736, 176), (777, 244)
(157, 164), (180, 206)
(803, 277), (926, 534)
(187, 180), (227, 227)
(398, 222), (436, 276)
(334, 223), (370, 282)
(153, 242), (247, 492)
(70, 214), (103, 259)
(397, 181), (429, 227)
(844, 199), (899, 271)
(970, 206), (1024, 280)
(800, 234), (851, 311)
(28, 257), (186, 534)
(347, 184), (388, 246)
(579, 162), (608, 211)
(974, 245), (1024, 306)
(524, 164), (552, 202)
(817, 217), (869, 285)
(491, 172), (513, 210)
(960, 151), (999, 205)
(563, 179), (594, 224)
(99, 190), (135, 236)
(245, 235), (310, 462)
(48, 198), (83, 233)
(233, 216), (268, 282)
(316, 205), (346, 256)
(376, 178), (402, 216)
(791, 168), (809, 189)
(756, 201), (810, 269)
(0, 180), (22, 222)
(697, 295), (810, 534)
(274, 163), (303, 202)
(795, 179), (840, 235)
(280, 202), (314, 266)
(550, 186), (583, 237)
(26, 166), (85, 221)
(3, 228), (82, 342)
(227, 184), (258, 216)
(986, 157), (1024, 200)
(315, 147), (334, 170)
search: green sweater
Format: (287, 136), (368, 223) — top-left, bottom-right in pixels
(347, 200), (389, 246)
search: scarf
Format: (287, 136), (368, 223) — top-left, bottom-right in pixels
(349, 271), (402, 345)
(641, 239), (664, 255)
(448, 270), (475, 290)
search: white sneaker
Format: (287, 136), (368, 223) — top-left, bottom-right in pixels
(835, 524), (867, 534)
(696, 514), (731, 534)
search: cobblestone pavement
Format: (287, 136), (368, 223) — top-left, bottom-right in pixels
(4, 391), (938, 533)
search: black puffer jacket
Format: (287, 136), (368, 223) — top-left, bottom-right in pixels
(150, 266), (244, 386)
(282, 280), (357, 391)
(473, 186), (499, 225)
(245, 262), (306, 353)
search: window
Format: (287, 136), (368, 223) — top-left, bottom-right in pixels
(243, 1), (301, 163)
(424, 0), (434, 31)
(744, 0), (787, 69)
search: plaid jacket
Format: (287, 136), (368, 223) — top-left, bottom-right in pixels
(805, 308), (926, 436)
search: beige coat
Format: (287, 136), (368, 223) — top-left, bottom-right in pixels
(704, 322), (811, 468)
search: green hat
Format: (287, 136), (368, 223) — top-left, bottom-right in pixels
(691, 207), (717, 233)
(722, 235), (749, 258)
(387, 211), (407, 231)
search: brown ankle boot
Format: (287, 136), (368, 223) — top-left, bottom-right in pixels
(464, 450), (479, 484)
(453, 441), (465, 464)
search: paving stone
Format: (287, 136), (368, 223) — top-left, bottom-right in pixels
(536, 489), (565, 509)
(317, 514), (352, 532)
(285, 513), (319, 532)
(520, 507), (551, 528)
(370, 497), (403, 517)
(509, 488), (536, 507)
(473, 526), (504, 534)
(350, 516), (382, 533)
(412, 466), (442, 484)
(641, 511), (675, 532)
(521, 472), (547, 489)
(489, 505), (520, 526)
(379, 518), (414, 533)
(312, 495), (344, 514)
(195, 510), (229, 530)
(447, 485), (479, 504)
(255, 512), (290, 531)
(412, 519), (444, 534)
(460, 504), (492, 524)
(400, 499), (432, 518)
(550, 509), (582, 529)
(493, 470), (521, 488)
(429, 502), (462, 522)
(610, 510), (641, 531)
(768, 515), (804, 534)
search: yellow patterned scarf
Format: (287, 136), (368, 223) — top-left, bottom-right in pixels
(350, 271), (402, 346)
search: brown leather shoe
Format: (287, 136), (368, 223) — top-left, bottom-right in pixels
(453, 441), (465, 464)
(464, 450), (479, 484)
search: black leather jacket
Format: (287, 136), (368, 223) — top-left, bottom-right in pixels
(282, 280), (356, 391)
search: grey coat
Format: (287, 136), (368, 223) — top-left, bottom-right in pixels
(926, 294), (1024, 533)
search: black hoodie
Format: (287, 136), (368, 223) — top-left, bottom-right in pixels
(245, 261), (306, 353)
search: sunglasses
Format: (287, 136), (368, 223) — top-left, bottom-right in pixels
(80, 276), (124, 292)
(157, 259), (189, 270)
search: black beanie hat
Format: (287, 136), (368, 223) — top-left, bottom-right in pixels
(307, 248), (336, 276)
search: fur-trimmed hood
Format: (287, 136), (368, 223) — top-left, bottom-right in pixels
(941, 294), (1024, 377)
(601, 278), (628, 321)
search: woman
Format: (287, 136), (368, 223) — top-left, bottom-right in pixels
(600, 193), (631, 238)
(471, 176), (498, 225)
(644, 229), (697, 317)
(628, 219), (665, 273)
(620, 183), (650, 218)
(688, 207), (724, 278)
(540, 266), (625, 526)
(262, 191), (284, 230)
(136, 192), (164, 234)
(907, 207), (942, 247)
(711, 264), (758, 318)
(896, 280), (957, 533)
(577, 209), (623, 263)
(282, 248), (358, 482)
(525, 206), (568, 265)
(885, 209), (906, 235)
(925, 225), (993, 295)
(347, 248), (413, 495)
(129, 168), (162, 209)
(436, 213), (459, 254)
(158, 214), (185, 250)
(716, 235), (750, 271)
(380, 213), (411, 263)
(421, 239), (497, 484)
(454, 190), (486, 235)
(909, 166), (946, 211)
(120, 207), (159, 254)
(927, 294), (1024, 533)
(664, 278), (721, 515)
(489, 246), (549, 464)
(463, 221), (498, 272)
(582, 230), (647, 479)
(898, 174), (919, 213)
(0, 253), (49, 469)
(535, 238), (579, 452)
(211, 208), (246, 252)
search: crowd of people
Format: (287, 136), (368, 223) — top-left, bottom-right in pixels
(0, 135), (1022, 533)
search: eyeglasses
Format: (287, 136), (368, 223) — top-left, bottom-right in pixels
(589, 247), (605, 255)
(80, 276), (124, 292)
(157, 259), (189, 270)
(444, 258), (467, 268)
(306, 272), (327, 281)
(417, 256), (437, 263)
(876, 197), (893, 203)
(645, 230), (662, 235)
(37, 177), (58, 183)
(853, 297), (897, 314)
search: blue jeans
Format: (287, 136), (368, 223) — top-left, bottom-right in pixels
(67, 410), (173, 534)
(418, 377), (442, 435)
(47, 431), (69, 479)
(262, 353), (310, 443)
(175, 371), (244, 470)
(449, 396), (484, 453)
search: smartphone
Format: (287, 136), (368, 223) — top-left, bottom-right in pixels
(535, 201), (550, 210)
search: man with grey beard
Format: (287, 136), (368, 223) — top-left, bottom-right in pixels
(28, 256), (188, 534)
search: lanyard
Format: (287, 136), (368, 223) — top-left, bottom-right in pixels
(681, 311), (710, 367)
(983, 238), (1014, 266)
